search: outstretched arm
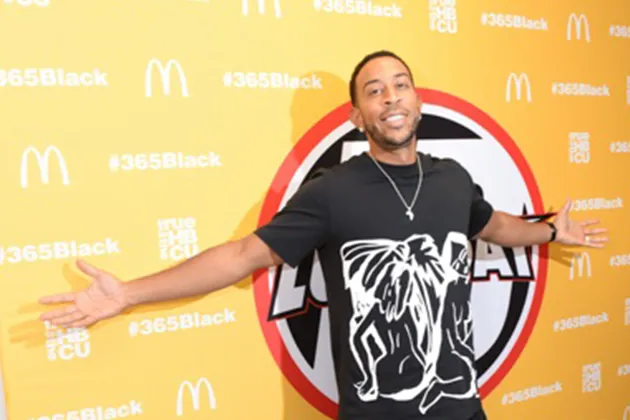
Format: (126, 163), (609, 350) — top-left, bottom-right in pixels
(40, 170), (330, 329)
(476, 199), (608, 248)
(124, 233), (282, 305)
(39, 233), (283, 328)
(476, 211), (555, 247)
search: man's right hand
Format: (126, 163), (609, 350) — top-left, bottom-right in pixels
(39, 259), (129, 329)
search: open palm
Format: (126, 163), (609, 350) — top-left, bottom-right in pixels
(39, 260), (129, 329)
(553, 199), (609, 248)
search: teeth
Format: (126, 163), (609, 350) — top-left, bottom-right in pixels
(386, 114), (404, 122)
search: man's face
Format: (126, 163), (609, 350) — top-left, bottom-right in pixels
(351, 56), (422, 150)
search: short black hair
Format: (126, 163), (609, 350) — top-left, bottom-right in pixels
(349, 50), (414, 106)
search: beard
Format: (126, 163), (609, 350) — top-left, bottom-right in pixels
(364, 113), (421, 151)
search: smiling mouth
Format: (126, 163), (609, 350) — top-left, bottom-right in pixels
(384, 114), (405, 122)
(381, 112), (408, 127)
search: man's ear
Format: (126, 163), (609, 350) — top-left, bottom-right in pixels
(350, 107), (363, 132)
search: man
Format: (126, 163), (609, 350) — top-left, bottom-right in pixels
(39, 51), (608, 419)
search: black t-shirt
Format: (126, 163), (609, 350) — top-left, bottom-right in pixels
(255, 152), (494, 420)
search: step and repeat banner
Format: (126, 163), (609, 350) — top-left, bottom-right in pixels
(0, 0), (629, 419)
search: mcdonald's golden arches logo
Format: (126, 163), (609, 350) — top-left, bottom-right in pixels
(570, 252), (592, 280)
(241, 0), (282, 18)
(20, 146), (70, 189)
(567, 13), (590, 42)
(506, 72), (532, 102)
(176, 377), (217, 416)
(145, 59), (189, 98)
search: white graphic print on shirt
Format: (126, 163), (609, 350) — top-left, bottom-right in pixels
(340, 232), (478, 414)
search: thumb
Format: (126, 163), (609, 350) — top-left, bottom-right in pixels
(76, 259), (105, 280)
(563, 198), (572, 212)
(558, 198), (572, 218)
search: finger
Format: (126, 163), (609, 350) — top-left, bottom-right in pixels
(39, 292), (76, 305)
(68, 315), (97, 329)
(56, 311), (88, 328)
(584, 228), (608, 235)
(40, 305), (78, 322)
(580, 219), (600, 227)
(584, 237), (608, 248)
(586, 241), (605, 249)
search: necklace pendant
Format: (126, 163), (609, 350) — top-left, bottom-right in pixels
(406, 209), (414, 221)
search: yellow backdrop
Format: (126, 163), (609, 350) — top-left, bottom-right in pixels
(0, 0), (629, 419)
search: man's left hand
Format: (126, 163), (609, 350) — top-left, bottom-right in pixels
(553, 198), (609, 248)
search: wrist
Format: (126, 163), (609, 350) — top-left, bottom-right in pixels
(545, 221), (557, 242)
(122, 281), (141, 309)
